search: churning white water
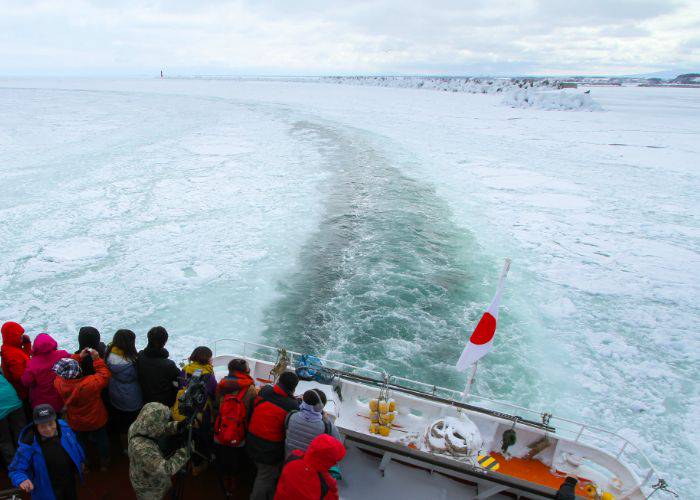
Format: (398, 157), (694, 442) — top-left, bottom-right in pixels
(0, 78), (697, 496)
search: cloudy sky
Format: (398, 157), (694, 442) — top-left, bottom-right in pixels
(1, 0), (698, 77)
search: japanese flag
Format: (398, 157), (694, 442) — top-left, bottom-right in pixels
(456, 259), (510, 371)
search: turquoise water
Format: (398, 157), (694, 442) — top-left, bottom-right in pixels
(264, 121), (493, 383)
(259, 119), (543, 408)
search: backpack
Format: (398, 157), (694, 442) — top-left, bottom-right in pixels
(172, 373), (212, 425)
(171, 385), (188, 422)
(214, 388), (248, 447)
(295, 354), (322, 381)
(295, 354), (336, 385)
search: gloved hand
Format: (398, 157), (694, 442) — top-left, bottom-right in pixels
(176, 419), (188, 433)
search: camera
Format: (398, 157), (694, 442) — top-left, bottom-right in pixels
(177, 369), (208, 421)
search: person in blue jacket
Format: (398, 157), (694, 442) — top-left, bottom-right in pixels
(8, 404), (85, 500)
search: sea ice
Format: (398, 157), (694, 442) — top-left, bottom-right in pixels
(0, 78), (696, 496)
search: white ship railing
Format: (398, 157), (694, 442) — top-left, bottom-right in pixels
(213, 338), (666, 496)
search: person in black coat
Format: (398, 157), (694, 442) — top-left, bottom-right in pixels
(555, 477), (577, 500)
(136, 326), (180, 407)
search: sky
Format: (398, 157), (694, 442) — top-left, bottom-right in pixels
(1, 0), (698, 77)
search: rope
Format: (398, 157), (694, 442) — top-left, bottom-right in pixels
(270, 348), (289, 381)
(646, 479), (678, 499)
(424, 418), (471, 457)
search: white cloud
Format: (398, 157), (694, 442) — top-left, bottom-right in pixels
(0, 0), (697, 76)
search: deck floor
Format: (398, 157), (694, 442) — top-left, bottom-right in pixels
(1, 432), (251, 499)
(490, 452), (591, 496)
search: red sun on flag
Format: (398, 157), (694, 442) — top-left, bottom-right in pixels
(456, 258), (510, 372)
(469, 313), (497, 345)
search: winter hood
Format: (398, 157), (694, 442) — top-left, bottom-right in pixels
(32, 333), (58, 355)
(298, 402), (323, 422)
(303, 434), (346, 471)
(1, 321), (25, 347)
(218, 372), (254, 396)
(106, 352), (137, 381)
(129, 402), (172, 439)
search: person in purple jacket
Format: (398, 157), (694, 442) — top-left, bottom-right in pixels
(174, 346), (217, 475)
(21, 333), (70, 412)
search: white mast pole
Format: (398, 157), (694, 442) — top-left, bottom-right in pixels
(462, 361), (478, 402)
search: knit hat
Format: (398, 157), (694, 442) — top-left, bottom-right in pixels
(78, 326), (101, 350)
(303, 389), (327, 412)
(33, 404), (57, 425)
(53, 358), (82, 379)
(278, 371), (299, 395)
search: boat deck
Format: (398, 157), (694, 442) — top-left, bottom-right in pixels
(211, 339), (658, 500)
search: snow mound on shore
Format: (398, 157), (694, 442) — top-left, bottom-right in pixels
(322, 76), (600, 111)
(323, 76), (509, 94)
(503, 88), (601, 111)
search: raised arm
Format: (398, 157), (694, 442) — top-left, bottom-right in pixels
(138, 440), (189, 477)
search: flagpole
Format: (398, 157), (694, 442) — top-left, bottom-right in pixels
(462, 361), (478, 402)
(496, 258), (511, 295)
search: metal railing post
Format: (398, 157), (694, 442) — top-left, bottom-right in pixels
(615, 441), (628, 459)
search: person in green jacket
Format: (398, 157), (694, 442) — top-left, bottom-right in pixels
(127, 402), (189, 499)
(0, 372), (26, 465)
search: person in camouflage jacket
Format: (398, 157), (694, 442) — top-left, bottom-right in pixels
(127, 402), (189, 499)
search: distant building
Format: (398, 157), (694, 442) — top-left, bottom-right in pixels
(558, 82), (578, 89)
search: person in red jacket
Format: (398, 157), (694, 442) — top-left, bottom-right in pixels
(274, 434), (346, 500)
(214, 358), (257, 496)
(53, 349), (111, 470)
(247, 371), (300, 500)
(21, 333), (70, 412)
(1, 321), (32, 400)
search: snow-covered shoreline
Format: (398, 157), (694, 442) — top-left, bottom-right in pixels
(170, 75), (601, 111)
(320, 76), (600, 111)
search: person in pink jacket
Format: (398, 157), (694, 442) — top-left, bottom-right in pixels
(21, 333), (69, 412)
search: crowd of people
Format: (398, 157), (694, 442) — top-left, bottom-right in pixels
(0, 321), (345, 500)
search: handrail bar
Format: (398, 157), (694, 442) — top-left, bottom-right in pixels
(214, 338), (386, 378)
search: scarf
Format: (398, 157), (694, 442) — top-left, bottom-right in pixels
(184, 361), (213, 376)
(110, 346), (125, 357)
